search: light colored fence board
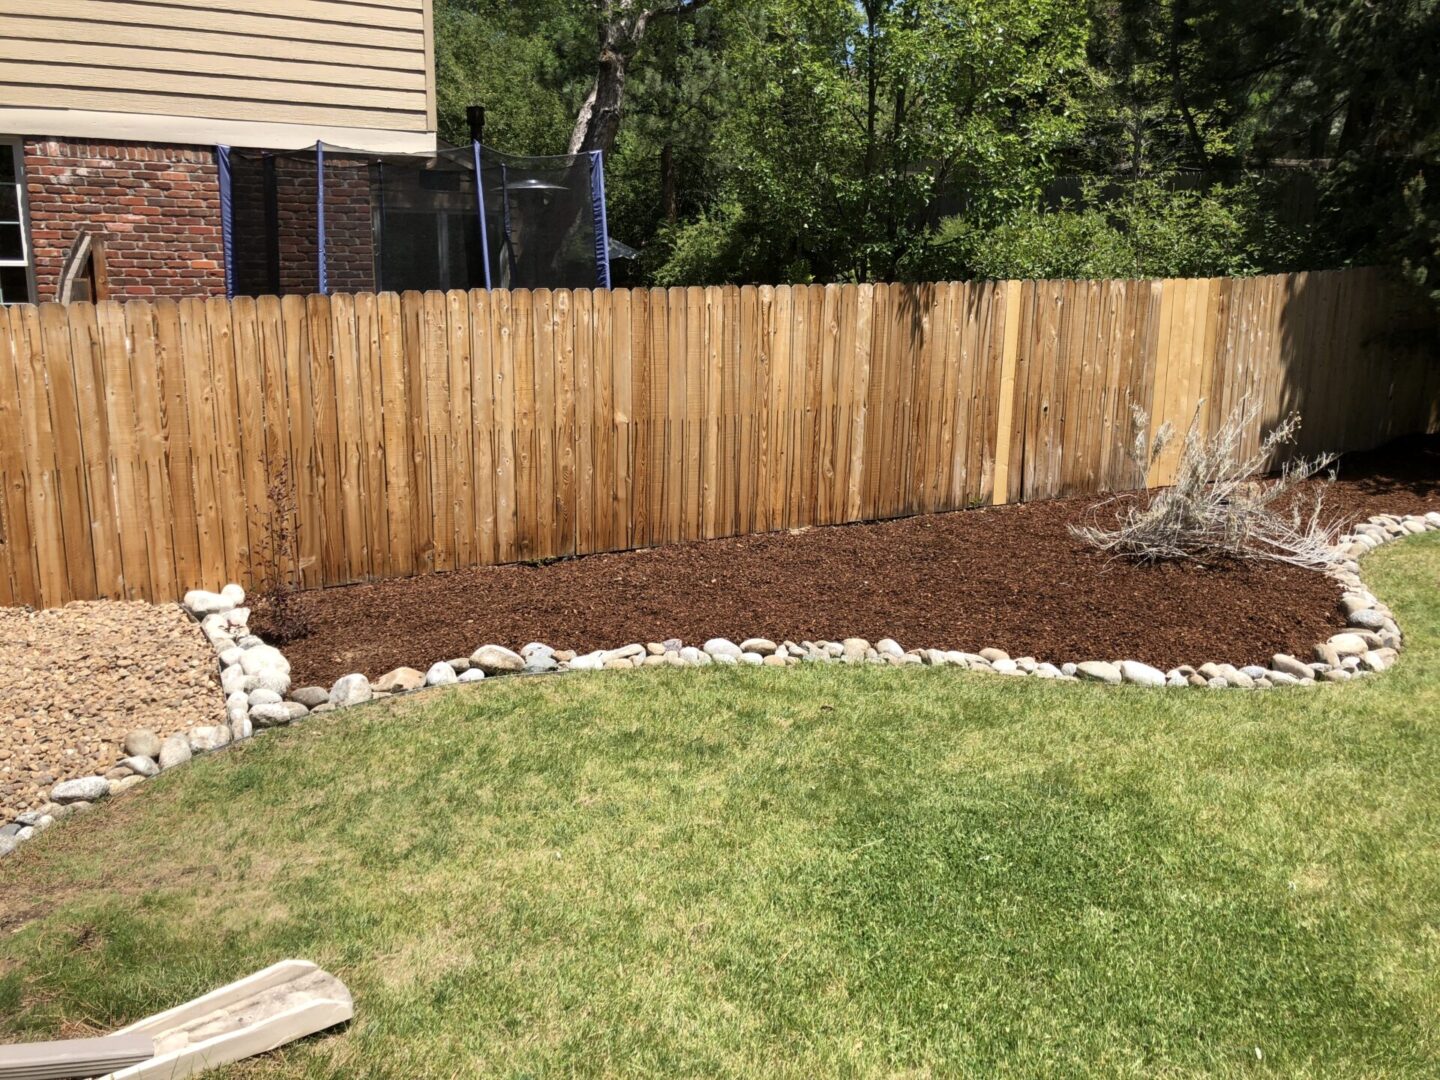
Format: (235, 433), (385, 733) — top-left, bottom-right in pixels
(0, 269), (1435, 609)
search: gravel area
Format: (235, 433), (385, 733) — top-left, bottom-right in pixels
(0, 601), (222, 821)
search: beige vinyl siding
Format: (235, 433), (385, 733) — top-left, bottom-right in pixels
(0, 0), (434, 140)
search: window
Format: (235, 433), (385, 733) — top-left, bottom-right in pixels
(0, 139), (34, 305)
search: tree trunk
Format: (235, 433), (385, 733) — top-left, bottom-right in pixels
(569, 35), (631, 155)
(661, 143), (678, 223)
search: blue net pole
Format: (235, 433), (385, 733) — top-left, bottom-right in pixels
(216, 145), (235, 298)
(472, 141), (492, 290)
(588, 150), (612, 289)
(315, 140), (328, 295)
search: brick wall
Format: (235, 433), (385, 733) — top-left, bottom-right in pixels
(226, 150), (378, 296)
(23, 138), (226, 301)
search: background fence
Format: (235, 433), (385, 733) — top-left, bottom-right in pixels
(1, 268), (1436, 608)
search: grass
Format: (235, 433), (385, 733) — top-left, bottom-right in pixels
(2, 537), (1440, 1078)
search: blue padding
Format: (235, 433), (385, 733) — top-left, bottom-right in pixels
(589, 150), (612, 289)
(315, 141), (328, 295)
(472, 141), (492, 290)
(217, 145), (235, 298)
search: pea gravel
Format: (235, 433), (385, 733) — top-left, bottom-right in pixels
(0, 600), (222, 821)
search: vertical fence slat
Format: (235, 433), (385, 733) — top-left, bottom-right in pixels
(2, 272), (1436, 608)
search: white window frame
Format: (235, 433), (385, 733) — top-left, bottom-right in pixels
(0, 136), (38, 305)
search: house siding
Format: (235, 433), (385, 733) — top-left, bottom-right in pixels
(0, 0), (435, 149)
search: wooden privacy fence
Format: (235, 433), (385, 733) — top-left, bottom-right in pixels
(0, 268), (1436, 609)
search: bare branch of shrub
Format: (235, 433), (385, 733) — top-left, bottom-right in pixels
(1072, 395), (1343, 569)
(252, 461), (311, 643)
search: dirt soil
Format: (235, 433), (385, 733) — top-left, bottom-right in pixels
(266, 435), (1440, 689)
(0, 601), (223, 822)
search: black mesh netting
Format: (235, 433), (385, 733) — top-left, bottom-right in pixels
(227, 143), (605, 297)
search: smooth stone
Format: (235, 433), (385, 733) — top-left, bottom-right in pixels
(1075, 660), (1122, 685)
(239, 644), (290, 677)
(1207, 676), (1229, 688)
(218, 646), (244, 668)
(875, 638), (904, 659)
(1320, 668), (1351, 683)
(236, 635), (264, 649)
(703, 638), (743, 659)
(990, 657), (1019, 674)
(1239, 665), (1270, 680)
(521, 642), (554, 660)
(448, 657), (471, 674)
(602, 643), (646, 663)
(1359, 649), (1395, 672)
(738, 652), (765, 665)
(604, 658), (634, 670)
(250, 702), (309, 728)
(458, 668), (486, 683)
(290, 686), (330, 708)
(252, 671), (291, 697)
(183, 588), (235, 615)
(1327, 633), (1370, 657)
(329, 673), (373, 707)
(122, 755), (160, 778)
(1119, 660), (1166, 687)
(111, 775), (146, 795)
(159, 734), (192, 770)
(1267, 671), (1300, 686)
(248, 688), (283, 707)
(679, 646), (706, 666)
(841, 638), (870, 663)
(220, 665), (249, 696)
(568, 652), (606, 671)
(712, 653), (738, 665)
(740, 638), (778, 656)
(979, 647), (1011, 664)
(1061, 663), (1078, 677)
(51, 776), (110, 803)
(425, 662), (459, 686)
(188, 725), (231, 752)
(1166, 672), (1188, 687)
(122, 729), (162, 759)
(470, 644), (525, 674)
(230, 714), (254, 741)
(554, 650), (577, 663)
(374, 667), (425, 693)
(524, 656), (559, 673)
(310, 702), (337, 713)
(1313, 642), (1342, 667)
(1347, 609), (1388, 631)
(1272, 654), (1312, 679)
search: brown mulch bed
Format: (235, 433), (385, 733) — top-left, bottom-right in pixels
(264, 434), (1440, 688)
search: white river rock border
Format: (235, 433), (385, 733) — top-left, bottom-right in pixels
(2, 509), (1436, 858)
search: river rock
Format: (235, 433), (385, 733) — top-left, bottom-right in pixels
(239, 644), (290, 677)
(1327, 633), (1369, 657)
(250, 701), (309, 727)
(329, 673), (373, 707)
(1272, 654), (1312, 679)
(158, 734), (192, 770)
(183, 588), (235, 615)
(459, 668), (486, 682)
(470, 644), (525, 674)
(425, 662), (459, 686)
(740, 638), (778, 656)
(290, 686), (331, 708)
(122, 755), (160, 778)
(1118, 660), (1165, 687)
(188, 725), (231, 752)
(875, 638), (904, 659)
(602, 644), (646, 663)
(525, 655), (559, 673)
(374, 667), (425, 693)
(1075, 660), (1121, 685)
(123, 729), (162, 759)
(51, 776), (110, 803)
(703, 638), (743, 660)
(248, 688), (283, 707)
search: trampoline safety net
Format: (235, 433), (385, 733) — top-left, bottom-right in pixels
(221, 142), (611, 297)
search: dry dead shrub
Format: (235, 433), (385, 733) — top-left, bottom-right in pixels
(1071, 396), (1342, 569)
(251, 461), (312, 643)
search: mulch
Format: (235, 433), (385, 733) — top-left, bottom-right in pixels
(262, 434), (1440, 688)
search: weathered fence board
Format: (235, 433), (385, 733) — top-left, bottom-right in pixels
(0, 268), (1436, 608)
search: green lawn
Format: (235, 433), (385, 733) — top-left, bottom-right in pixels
(3, 537), (1440, 1078)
